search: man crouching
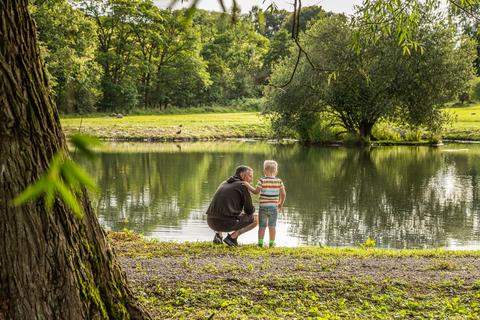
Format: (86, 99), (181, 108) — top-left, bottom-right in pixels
(206, 165), (258, 246)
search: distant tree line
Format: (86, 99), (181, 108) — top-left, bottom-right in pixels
(32, 0), (326, 113)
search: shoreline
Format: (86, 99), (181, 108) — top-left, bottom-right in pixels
(63, 133), (480, 146)
(111, 232), (480, 319)
(60, 112), (480, 145)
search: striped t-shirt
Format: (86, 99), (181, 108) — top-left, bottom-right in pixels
(256, 176), (284, 207)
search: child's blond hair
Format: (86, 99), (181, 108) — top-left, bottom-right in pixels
(263, 160), (278, 176)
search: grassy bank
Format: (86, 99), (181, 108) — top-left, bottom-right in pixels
(445, 104), (480, 141)
(61, 112), (271, 141)
(60, 104), (480, 142)
(110, 232), (480, 319)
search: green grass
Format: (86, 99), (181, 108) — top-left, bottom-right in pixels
(61, 112), (271, 140)
(60, 103), (480, 142)
(111, 232), (480, 259)
(111, 232), (480, 319)
(445, 103), (480, 140)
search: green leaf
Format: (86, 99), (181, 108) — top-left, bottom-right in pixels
(44, 182), (55, 210)
(70, 134), (101, 160)
(327, 72), (337, 85)
(12, 177), (48, 206)
(257, 10), (266, 34)
(61, 164), (81, 192)
(180, 0), (199, 26)
(63, 160), (98, 192)
(398, 31), (405, 45)
(13, 148), (93, 219)
(48, 152), (64, 178)
(54, 180), (83, 219)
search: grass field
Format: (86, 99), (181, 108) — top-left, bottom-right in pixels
(61, 112), (271, 141)
(111, 232), (480, 319)
(445, 103), (480, 140)
(60, 104), (480, 142)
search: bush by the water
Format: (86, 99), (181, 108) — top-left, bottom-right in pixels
(301, 116), (341, 143)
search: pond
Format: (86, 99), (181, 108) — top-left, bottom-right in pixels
(79, 141), (480, 249)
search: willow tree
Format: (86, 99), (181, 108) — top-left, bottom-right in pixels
(265, 6), (474, 141)
(0, 1), (148, 318)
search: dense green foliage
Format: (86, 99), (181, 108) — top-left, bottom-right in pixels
(33, 0), (101, 113)
(32, 0), (320, 114)
(266, 6), (475, 142)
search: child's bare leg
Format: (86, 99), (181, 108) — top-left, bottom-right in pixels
(268, 226), (276, 242)
(258, 227), (266, 241)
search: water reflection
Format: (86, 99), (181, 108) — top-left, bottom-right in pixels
(79, 142), (480, 249)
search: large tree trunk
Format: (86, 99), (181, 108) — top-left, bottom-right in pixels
(358, 120), (375, 140)
(0, 2), (148, 319)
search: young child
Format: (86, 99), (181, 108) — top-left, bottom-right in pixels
(244, 160), (286, 247)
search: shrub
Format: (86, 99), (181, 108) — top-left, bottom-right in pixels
(305, 116), (339, 143)
(341, 132), (369, 146)
(470, 77), (480, 101)
(404, 129), (423, 142)
(372, 122), (401, 141)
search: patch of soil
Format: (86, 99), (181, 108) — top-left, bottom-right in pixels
(118, 253), (480, 290)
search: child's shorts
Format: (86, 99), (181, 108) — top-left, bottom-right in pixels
(258, 206), (278, 228)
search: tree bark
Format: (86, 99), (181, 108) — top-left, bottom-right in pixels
(0, 1), (148, 319)
(358, 120), (375, 140)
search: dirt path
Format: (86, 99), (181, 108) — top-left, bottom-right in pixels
(111, 236), (480, 319)
(120, 255), (480, 289)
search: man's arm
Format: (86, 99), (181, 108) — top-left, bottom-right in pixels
(243, 188), (255, 215)
(242, 181), (261, 194)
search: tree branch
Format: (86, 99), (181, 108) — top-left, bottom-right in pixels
(450, 0), (480, 23)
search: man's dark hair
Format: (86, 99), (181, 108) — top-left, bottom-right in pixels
(234, 165), (252, 177)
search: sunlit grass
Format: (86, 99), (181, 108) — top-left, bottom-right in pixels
(61, 112), (271, 140)
(60, 104), (480, 142)
(445, 103), (480, 140)
(109, 232), (480, 259)
(446, 103), (480, 122)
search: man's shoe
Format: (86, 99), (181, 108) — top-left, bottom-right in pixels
(223, 234), (238, 247)
(213, 232), (223, 244)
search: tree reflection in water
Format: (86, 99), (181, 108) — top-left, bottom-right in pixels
(78, 142), (480, 249)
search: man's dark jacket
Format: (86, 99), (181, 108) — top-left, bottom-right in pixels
(206, 176), (255, 219)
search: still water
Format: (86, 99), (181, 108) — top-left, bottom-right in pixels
(80, 141), (480, 249)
